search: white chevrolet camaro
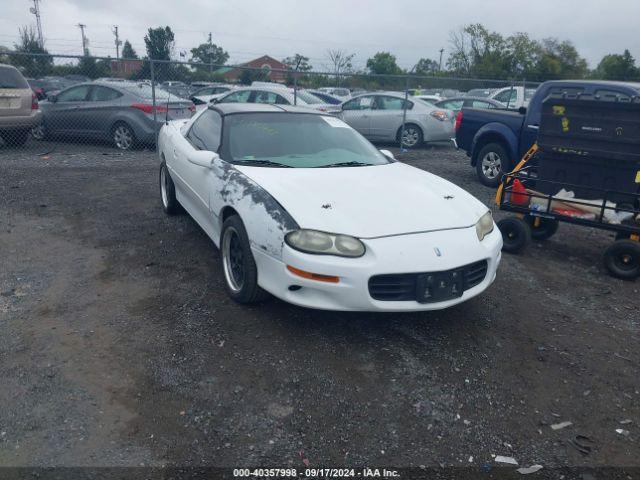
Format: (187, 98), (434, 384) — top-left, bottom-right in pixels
(158, 104), (502, 312)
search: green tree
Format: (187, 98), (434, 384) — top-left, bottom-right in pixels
(77, 50), (111, 78)
(283, 54), (312, 72)
(144, 26), (174, 60)
(504, 32), (541, 77)
(595, 49), (638, 80)
(239, 68), (269, 85)
(535, 38), (588, 79)
(325, 49), (355, 85)
(140, 26), (176, 81)
(447, 24), (507, 77)
(190, 40), (229, 70)
(366, 52), (402, 75)
(415, 58), (439, 75)
(121, 40), (138, 59)
(10, 25), (53, 77)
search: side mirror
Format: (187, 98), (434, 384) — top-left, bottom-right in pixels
(518, 106), (527, 115)
(187, 150), (219, 168)
(47, 93), (57, 103)
(379, 149), (395, 160)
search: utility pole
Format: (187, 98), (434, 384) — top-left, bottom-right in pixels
(438, 48), (444, 72)
(77, 23), (87, 55)
(29, 0), (44, 49)
(112, 25), (122, 60)
(207, 32), (214, 74)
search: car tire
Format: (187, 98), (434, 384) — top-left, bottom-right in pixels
(220, 215), (270, 304)
(159, 161), (182, 215)
(112, 122), (136, 150)
(604, 240), (640, 280)
(524, 215), (559, 241)
(1, 130), (29, 147)
(31, 124), (47, 141)
(476, 143), (510, 188)
(398, 123), (423, 149)
(497, 217), (531, 254)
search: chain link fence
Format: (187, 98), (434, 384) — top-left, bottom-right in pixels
(0, 51), (540, 151)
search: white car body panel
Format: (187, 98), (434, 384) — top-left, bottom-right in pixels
(158, 109), (502, 312)
(235, 163), (487, 238)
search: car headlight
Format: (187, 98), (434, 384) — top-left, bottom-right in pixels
(285, 230), (366, 258)
(476, 211), (495, 241)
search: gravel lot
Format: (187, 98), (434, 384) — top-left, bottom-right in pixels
(0, 137), (638, 473)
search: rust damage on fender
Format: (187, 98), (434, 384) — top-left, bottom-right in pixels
(215, 162), (298, 256)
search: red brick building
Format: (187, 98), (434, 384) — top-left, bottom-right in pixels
(216, 55), (288, 83)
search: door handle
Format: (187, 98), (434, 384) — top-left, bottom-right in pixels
(527, 125), (539, 130)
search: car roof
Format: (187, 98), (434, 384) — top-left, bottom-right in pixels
(208, 103), (324, 116)
(440, 96), (501, 102)
(543, 79), (640, 92)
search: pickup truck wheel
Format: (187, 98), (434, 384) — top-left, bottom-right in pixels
(476, 143), (509, 188)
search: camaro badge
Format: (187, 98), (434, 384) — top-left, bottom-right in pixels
(434, 247), (442, 257)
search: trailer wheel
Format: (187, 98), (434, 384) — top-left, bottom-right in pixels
(498, 217), (531, 254)
(524, 215), (559, 241)
(604, 240), (640, 280)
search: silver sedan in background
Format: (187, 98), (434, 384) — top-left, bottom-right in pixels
(336, 93), (454, 148)
(33, 81), (195, 149)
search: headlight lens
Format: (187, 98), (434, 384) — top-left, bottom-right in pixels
(476, 211), (495, 241)
(285, 230), (366, 257)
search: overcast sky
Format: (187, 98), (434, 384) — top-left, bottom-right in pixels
(2, 0), (639, 70)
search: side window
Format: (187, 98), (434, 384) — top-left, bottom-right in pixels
(57, 85), (91, 102)
(343, 96), (374, 111)
(471, 100), (492, 109)
(595, 89), (632, 102)
(494, 89), (517, 105)
(548, 87), (584, 96)
(443, 100), (464, 110)
(186, 110), (223, 152)
(254, 91), (289, 105)
(219, 91), (251, 103)
(88, 86), (122, 102)
(375, 96), (407, 110)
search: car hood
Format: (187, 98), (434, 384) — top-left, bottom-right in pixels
(235, 162), (489, 238)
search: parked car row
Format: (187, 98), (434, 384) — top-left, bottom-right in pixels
(30, 80), (195, 149)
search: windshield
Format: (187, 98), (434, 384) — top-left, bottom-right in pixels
(295, 90), (323, 104)
(222, 113), (391, 168)
(0, 66), (29, 89)
(119, 83), (173, 100)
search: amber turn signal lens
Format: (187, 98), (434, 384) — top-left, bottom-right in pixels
(286, 265), (340, 283)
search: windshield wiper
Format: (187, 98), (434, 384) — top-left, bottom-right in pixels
(233, 159), (292, 168)
(317, 161), (371, 168)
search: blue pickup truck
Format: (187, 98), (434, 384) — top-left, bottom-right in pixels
(455, 80), (640, 186)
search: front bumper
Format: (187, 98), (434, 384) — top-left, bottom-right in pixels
(252, 226), (502, 312)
